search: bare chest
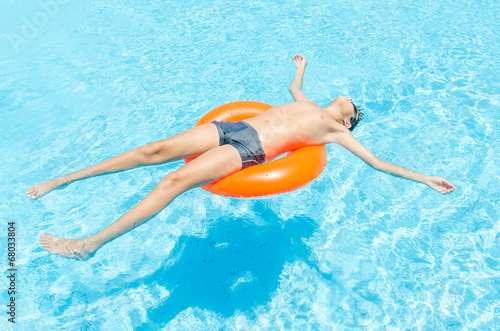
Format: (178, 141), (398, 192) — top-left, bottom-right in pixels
(247, 110), (334, 158)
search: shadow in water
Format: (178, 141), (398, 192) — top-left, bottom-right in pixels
(129, 201), (320, 328)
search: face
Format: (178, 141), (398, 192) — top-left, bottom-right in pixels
(327, 96), (357, 127)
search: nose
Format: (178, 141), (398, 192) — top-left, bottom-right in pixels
(344, 96), (353, 102)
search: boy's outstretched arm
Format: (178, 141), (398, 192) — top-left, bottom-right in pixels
(289, 54), (311, 102)
(334, 129), (456, 194)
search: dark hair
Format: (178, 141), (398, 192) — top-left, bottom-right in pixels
(349, 104), (364, 131)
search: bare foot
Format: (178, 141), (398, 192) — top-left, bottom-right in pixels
(39, 232), (99, 260)
(27, 178), (64, 199)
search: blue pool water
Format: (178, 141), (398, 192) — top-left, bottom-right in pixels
(1, 0), (499, 329)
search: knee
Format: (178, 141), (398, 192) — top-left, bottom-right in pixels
(158, 171), (185, 190)
(138, 142), (162, 157)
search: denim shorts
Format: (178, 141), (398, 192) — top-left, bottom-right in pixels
(212, 120), (266, 169)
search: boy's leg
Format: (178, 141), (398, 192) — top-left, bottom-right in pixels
(27, 123), (220, 199)
(39, 144), (243, 260)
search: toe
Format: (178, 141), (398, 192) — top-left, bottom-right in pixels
(39, 232), (52, 243)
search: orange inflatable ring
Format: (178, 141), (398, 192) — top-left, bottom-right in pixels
(185, 101), (327, 197)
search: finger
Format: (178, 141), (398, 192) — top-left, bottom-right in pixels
(442, 179), (455, 189)
(444, 187), (454, 194)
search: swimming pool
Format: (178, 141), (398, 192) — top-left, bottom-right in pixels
(1, 0), (499, 329)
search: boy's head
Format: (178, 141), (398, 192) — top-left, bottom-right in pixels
(326, 96), (364, 131)
(349, 103), (364, 131)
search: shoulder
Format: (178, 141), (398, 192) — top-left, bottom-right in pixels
(296, 100), (320, 108)
(292, 101), (322, 112)
(326, 124), (352, 145)
(274, 101), (321, 112)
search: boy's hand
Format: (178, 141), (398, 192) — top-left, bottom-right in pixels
(293, 54), (307, 70)
(425, 176), (456, 194)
